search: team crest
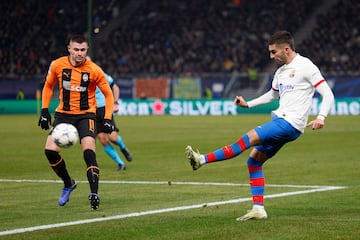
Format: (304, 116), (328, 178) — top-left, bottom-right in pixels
(82, 73), (89, 82)
(289, 70), (296, 78)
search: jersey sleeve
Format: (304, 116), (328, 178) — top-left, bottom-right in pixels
(306, 60), (324, 86)
(41, 61), (58, 108)
(315, 80), (334, 117)
(306, 60), (334, 117)
(97, 71), (114, 119)
(247, 89), (279, 108)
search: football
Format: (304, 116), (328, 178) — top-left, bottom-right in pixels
(51, 123), (79, 148)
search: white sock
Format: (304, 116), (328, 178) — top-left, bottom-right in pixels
(253, 205), (265, 211)
(200, 155), (206, 165)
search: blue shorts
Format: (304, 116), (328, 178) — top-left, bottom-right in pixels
(254, 116), (301, 158)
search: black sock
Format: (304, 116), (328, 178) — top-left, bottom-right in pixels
(84, 149), (100, 193)
(45, 149), (73, 187)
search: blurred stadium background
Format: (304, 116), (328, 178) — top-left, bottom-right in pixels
(0, 0), (359, 114)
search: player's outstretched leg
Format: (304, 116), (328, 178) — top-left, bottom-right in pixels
(186, 135), (251, 170)
(185, 146), (205, 170)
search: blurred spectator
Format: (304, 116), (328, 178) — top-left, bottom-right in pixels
(16, 88), (25, 100)
(0, 0), (359, 79)
(247, 64), (258, 88)
(298, 0), (360, 75)
(204, 87), (213, 100)
(0, 0), (113, 80)
(96, 0), (324, 76)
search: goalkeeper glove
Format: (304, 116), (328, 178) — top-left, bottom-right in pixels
(103, 119), (114, 133)
(38, 108), (52, 130)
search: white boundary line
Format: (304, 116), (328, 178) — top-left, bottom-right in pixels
(0, 178), (340, 189)
(0, 179), (347, 237)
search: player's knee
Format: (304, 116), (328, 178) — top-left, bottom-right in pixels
(44, 149), (61, 164)
(109, 133), (118, 142)
(97, 133), (110, 146)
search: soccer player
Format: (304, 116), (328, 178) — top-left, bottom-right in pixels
(95, 71), (133, 171)
(38, 35), (115, 210)
(185, 31), (334, 221)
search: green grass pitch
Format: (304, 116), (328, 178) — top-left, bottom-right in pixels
(0, 114), (359, 239)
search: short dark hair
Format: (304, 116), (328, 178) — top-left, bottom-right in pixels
(268, 31), (295, 51)
(68, 34), (88, 44)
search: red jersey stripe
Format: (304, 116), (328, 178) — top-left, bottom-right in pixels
(314, 79), (325, 88)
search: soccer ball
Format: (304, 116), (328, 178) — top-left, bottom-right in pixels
(51, 123), (79, 148)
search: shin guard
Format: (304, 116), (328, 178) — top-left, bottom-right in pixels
(45, 149), (72, 187)
(247, 157), (265, 205)
(84, 149), (100, 193)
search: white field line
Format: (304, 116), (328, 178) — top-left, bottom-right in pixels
(0, 178), (341, 189)
(0, 179), (347, 237)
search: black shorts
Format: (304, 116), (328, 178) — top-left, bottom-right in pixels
(50, 112), (97, 139)
(95, 107), (118, 134)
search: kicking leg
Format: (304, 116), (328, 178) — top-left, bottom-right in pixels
(186, 129), (261, 170)
(45, 149), (77, 206)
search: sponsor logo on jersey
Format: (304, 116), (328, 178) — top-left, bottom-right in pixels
(279, 83), (294, 93)
(63, 80), (87, 92)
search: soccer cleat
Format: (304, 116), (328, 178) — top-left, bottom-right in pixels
(88, 193), (100, 210)
(117, 164), (126, 171)
(185, 145), (203, 170)
(58, 180), (77, 206)
(121, 148), (133, 162)
(236, 205), (268, 221)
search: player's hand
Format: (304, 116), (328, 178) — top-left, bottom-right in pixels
(103, 119), (114, 133)
(38, 108), (52, 130)
(307, 118), (324, 130)
(234, 96), (249, 108)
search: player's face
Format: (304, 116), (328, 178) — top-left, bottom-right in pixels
(268, 44), (289, 64)
(68, 41), (88, 66)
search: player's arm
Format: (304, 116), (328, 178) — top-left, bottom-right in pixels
(112, 83), (120, 103)
(98, 81), (114, 119)
(235, 88), (278, 108)
(112, 83), (120, 112)
(41, 63), (57, 108)
(38, 62), (57, 130)
(307, 80), (334, 130)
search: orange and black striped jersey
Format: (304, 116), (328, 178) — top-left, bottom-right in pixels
(42, 56), (114, 119)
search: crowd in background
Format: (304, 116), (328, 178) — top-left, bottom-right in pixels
(95, 0), (323, 76)
(0, 0), (116, 79)
(0, 0), (359, 80)
(299, 0), (360, 75)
